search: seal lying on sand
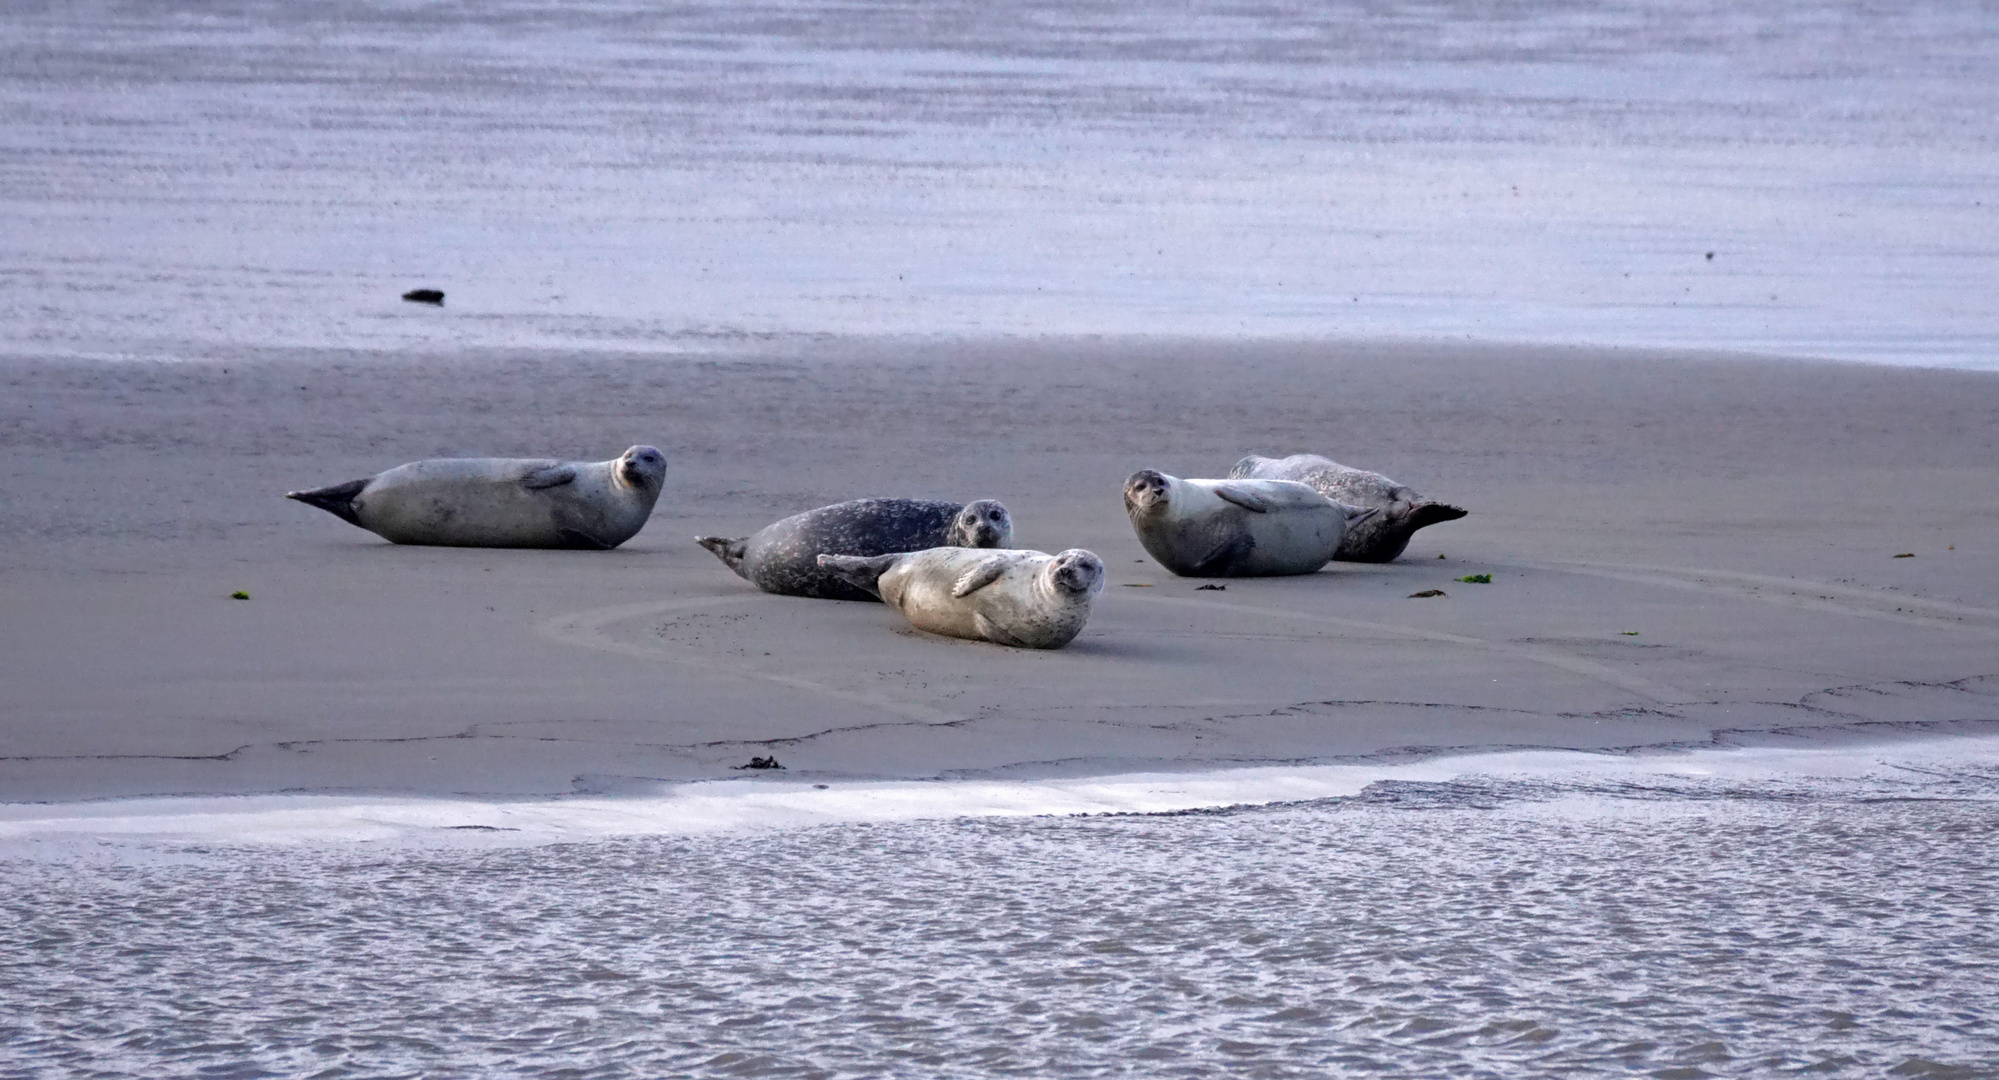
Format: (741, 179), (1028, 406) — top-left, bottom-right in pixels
(818, 547), (1104, 648)
(698, 498), (1012, 601)
(1123, 470), (1376, 577)
(1228, 454), (1467, 562)
(287, 446), (666, 549)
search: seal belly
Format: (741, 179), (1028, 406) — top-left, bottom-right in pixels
(360, 476), (565, 546)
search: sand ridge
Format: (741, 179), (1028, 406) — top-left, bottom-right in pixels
(1, 338), (1995, 801)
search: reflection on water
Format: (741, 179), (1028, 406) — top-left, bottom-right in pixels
(6, 757), (1996, 1077)
(1, 0), (1996, 364)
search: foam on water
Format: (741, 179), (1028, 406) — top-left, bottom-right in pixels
(5, 736), (1996, 853)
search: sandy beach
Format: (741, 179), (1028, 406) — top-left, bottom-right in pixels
(2, 338), (1993, 802)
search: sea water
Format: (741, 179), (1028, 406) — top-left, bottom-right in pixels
(1, 0), (1995, 367)
(3, 740), (1997, 1077)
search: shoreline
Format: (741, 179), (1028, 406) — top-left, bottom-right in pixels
(6, 732), (1998, 852)
(3, 337), (1996, 806)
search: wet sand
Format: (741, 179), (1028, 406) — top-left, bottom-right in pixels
(2, 338), (1996, 802)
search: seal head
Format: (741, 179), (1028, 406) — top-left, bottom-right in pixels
(949, 499), (1013, 549)
(618, 446), (667, 492)
(1123, 469), (1172, 516)
(1047, 548), (1105, 598)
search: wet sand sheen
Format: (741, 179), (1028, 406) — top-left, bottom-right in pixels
(0, 337), (1994, 802)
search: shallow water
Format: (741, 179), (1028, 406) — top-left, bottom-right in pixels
(3, 0), (1996, 366)
(5, 743), (1997, 1077)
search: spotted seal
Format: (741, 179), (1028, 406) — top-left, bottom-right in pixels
(1122, 469), (1377, 577)
(817, 547), (1104, 648)
(697, 498), (1012, 602)
(286, 446), (666, 549)
(1228, 453), (1466, 562)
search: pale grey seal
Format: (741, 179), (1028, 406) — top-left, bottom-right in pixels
(1123, 470), (1377, 577)
(287, 446), (666, 549)
(817, 547), (1104, 649)
(1228, 453), (1467, 562)
(697, 498), (1012, 602)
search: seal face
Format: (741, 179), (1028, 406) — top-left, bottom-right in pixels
(1229, 454), (1467, 562)
(1123, 469), (1374, 577)
(697, 498), (1013, 602)
(817, 547), (1104, 649)
(286, 445), (666, 549)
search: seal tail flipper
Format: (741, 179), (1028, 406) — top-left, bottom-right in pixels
(286, 479), (368, 526)
(816, 553), (901, 599)
(1407, 502), (1468, 531)
(696, 536), (751, 579)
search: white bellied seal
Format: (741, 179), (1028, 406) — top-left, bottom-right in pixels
(1228, 453), (1467, 562)
(698, 498), (1011, 602)
(286, 446), (666, 549)
(1123, 470), (1377, 577)
(817, 547), (1104, 649)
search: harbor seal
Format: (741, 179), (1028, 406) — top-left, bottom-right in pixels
(817, 547), (1104, 649)
(286, 446), (666, 549)
(1228, 453), (1467, 562)
(697, 498), (1012, 602)
(1123, 470), (1377, 577)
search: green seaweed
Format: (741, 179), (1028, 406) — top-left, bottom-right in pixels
(229, 590), (250, 600)
(1454, 574), (1491, 584)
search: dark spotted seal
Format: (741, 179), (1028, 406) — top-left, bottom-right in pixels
(1228, 454), (1466, 562)
(818, 547), (1104, 649)
(697, 498), (1011, 601)
(286, 446), (666, 549)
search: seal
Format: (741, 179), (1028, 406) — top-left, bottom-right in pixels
(286, 446), (666, 549)
(1122, 469), (1377, 577)
(1228, 454), (1467, 562)
(817, 547), (1104, 649)
(697, 498), (1012, 602)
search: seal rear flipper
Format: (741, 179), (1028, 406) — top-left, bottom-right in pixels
(973, 612), (1031, 648)
(286, 478), (369, 526)
(1407, 502), (1469, 530)
(696, 536), (751, 578)
(816, 552), (901, 599)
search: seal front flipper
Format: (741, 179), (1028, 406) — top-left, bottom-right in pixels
(952, 554), (1019, 598)
(559, 528), (615, 550)
(521, 465), (577, 490)
(286, 478), (369, 526)
(696, 536), (751, 578)
(973, 612), (1030, 648)
(817, 553), (902, 599)
(1187, 533), (1256, 577)
(1211, 483), (1274, 513)
(1342, 503), (1383, 527)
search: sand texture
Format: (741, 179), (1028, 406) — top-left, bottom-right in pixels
(2, 339), (1996, 801)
